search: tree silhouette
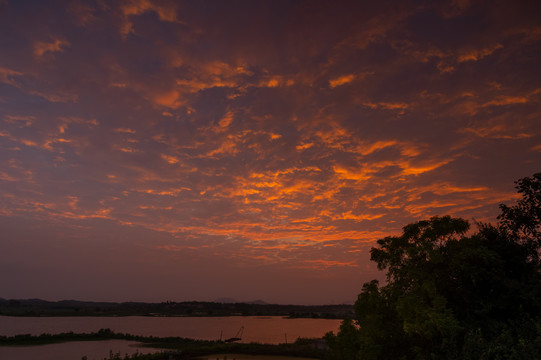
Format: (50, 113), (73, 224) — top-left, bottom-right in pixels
(325, 174), (541, 359)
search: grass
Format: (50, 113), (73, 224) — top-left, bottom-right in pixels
(0, 329), (327, 360)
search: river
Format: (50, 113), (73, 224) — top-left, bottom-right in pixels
(0, 315), (342, 359)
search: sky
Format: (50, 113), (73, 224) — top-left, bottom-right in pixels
(0, 0), (540, 305)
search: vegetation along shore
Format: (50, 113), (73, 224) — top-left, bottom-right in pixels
(0, 329), (326, 359)
(0, 299), (352, 319)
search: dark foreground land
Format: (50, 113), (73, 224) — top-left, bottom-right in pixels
(0, 329), (327, 359)
(0, 298), (353, 318)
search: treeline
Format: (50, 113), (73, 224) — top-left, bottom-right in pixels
(325, 173), (541, 359)
(0, 298), (353, 319)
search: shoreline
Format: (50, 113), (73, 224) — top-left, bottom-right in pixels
(0, 330), (327, 359)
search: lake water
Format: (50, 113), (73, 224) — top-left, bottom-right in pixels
(0, 316), (342, 359)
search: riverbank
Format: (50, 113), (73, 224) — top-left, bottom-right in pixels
(0, 329), (328, 359)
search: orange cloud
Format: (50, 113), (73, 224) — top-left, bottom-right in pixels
(258, 76), (295, 88)
(135, 187), (190, 196)
(313, 124), (350, 150)
(161, 154), (180, 164)
(212, 111), (234, 132)
(29, 90), (78, 103)
(59, 116), (99, 127)
(115, 128), (136, 134)
(461, 123), (532, 140)
(401, 158), (454, 176)
(0, 172), (17, 182)
(0, 66), (22, 87)
(119, 0), (180, 36)
(404, 200), (459, 215)
(457, 44), (503, 62)
(296, 142), (314, 151)
(34, 38), (70, 57)
(3, 115), (35, 127)
(121, 0), (177, 21)
(117, 146), (138, 153)
(0, 131), (42, 150)
(333, 166), (371, 182)
(362, 101), (409, 114)
(355, 140), (398, 156)
(428, 183), (488, 195)
(175, 61), (252, 94)
(333, 211), (385, 221)
(329, 74), (356, 88)
(437, 61), (455, 74)
(205, 135), (241, 157)
(42, 138), (72, 151)
(153, 89), (183, 109)
(482, 96), (528, 107)
(110, 82), (127, 88)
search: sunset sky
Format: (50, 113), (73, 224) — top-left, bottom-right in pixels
(1, 0), (540, 305)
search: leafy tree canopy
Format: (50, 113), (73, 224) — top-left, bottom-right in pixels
(325, 173), (541, 360)
(499, 173), (541, 263)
